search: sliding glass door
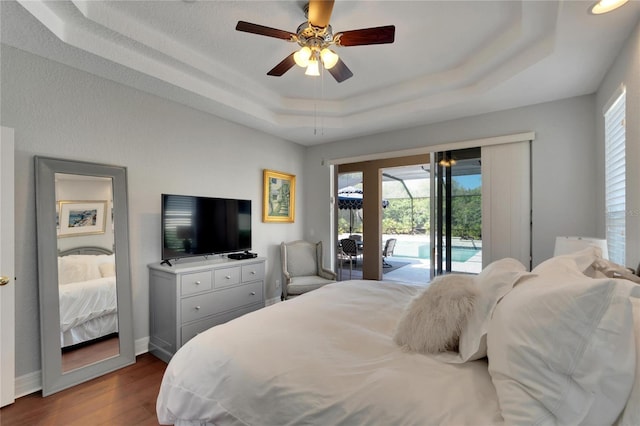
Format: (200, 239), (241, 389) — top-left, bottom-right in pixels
(430, 148), (482, 278)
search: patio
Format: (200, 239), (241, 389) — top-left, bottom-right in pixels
(336, 233), (482, 285)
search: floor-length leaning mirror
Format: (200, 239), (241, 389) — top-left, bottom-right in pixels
(35, 156), (135, 396)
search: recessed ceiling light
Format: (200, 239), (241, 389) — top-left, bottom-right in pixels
(589, 0), (629, 14)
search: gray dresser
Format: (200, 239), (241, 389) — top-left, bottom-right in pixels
(148, 257), (266, 362)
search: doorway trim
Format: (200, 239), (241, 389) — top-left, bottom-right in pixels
(1, 126), (15, 407)
(329, 132), (535, 281)
(336, 155), (429, 280)
(328, 132), (535, 166)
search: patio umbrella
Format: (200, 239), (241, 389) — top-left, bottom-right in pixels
(337, 186), (389, 234)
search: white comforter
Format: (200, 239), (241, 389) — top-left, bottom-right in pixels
(59, 276), (117, 333)
(157, 280), (503, 426)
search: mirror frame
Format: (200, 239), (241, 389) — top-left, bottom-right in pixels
(35, 156), (135, 396)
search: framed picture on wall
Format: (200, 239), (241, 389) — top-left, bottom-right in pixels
(263, 169), (295, 223)
(58, 200), (108, 237)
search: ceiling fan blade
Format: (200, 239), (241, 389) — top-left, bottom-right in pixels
(307, 0), (335, 28)
(327, 58), (353, 83)
(337, 25), (396, 46)
(236, 21), (295, 41)
(267, 53), (297, 76)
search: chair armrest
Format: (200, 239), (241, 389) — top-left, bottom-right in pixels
(319, 267), (337, 280)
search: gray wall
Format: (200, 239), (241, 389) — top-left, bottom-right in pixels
(1, 45), (306, 378)
(305, 95), (598, 267)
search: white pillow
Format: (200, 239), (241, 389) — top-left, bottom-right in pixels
(99, 262), (116, 278)
(533, 246), (601, 277)
(57, 255), (102, 285)
(435, 258), (533, 363)
(393, 274), (477, 354)
(487, 270), (637, 425)
(615, 296), (640, 426)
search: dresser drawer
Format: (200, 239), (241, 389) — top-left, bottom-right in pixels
(213, 266), (241, 289)
(180, 271), (212, 296)
(242, 262), (265, 283)
(180, 302), (263, 346)
(181, 281), (264, 324)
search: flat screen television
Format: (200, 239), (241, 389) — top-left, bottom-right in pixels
(161, 194), (251, 261)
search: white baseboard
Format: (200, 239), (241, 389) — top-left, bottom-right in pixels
(15, 370), (41, 399)
(265, 297), (280, 306)
(15, 336), (150, 398)
(135, 336), (149, 356)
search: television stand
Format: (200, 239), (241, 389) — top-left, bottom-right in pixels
(160, 259), (173, 267)
(148, 257), (266, 362)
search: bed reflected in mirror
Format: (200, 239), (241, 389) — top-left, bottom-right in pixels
(35, 157), (135, 396)
(55, 174), (119, 373)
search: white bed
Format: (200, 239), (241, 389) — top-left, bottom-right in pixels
(58, 248), (118, 348)
(157, 249), (640, 426)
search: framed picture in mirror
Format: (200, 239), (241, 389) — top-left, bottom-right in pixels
(58, 200), (107, 237)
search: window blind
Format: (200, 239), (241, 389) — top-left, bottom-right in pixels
(604, 90), (626, 264)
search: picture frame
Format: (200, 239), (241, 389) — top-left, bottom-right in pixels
(58, 200), (108, 237)
(263, 169), (295, 223)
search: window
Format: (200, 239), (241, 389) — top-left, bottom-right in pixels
(604, 89), (626, 264)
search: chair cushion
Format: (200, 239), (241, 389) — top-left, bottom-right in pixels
(287, 244), (317, 277)
(288, 276), (335, 295)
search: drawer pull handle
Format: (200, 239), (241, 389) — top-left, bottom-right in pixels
(225, 275), (231, 279)
(195, 306), (201, 310)
(250, 271), (256, 275)
(250, 291), (256, 296)
(195, 281), (201, 285)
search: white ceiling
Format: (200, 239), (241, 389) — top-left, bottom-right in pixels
(2, 0), (639, 146)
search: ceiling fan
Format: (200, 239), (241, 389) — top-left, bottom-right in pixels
(235, 0), (395, 83)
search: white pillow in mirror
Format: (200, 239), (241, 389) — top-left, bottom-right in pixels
(58, 255), (102, 285)
(99, 262), (116, 278)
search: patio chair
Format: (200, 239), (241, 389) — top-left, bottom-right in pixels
(349, 234), (364, 256)
(382, 238), (397, 268)
(340, 238), (359, 280)
(280, 240), (337, 300)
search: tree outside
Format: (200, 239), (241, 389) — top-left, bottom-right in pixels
(337, 173), (481, 241)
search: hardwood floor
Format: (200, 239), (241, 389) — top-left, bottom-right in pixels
(0, 353), (167, 426)
(62, 335), (120, 373)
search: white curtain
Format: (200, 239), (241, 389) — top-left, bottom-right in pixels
(481, 141), (531, 269)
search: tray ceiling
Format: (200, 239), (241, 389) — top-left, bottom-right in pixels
(2, 0), (639, 145)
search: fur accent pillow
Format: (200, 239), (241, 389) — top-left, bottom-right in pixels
(393, 274), (477, 354)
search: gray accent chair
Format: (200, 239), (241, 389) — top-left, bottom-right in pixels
(280, 240), (337, 300)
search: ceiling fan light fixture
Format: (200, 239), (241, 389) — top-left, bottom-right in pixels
(589, 0), (628, 14)
(320, 48), (339, 69)
(294, 46), (312, 67)
(438, 155), (457, 167)
(305, 57), (320, 76)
